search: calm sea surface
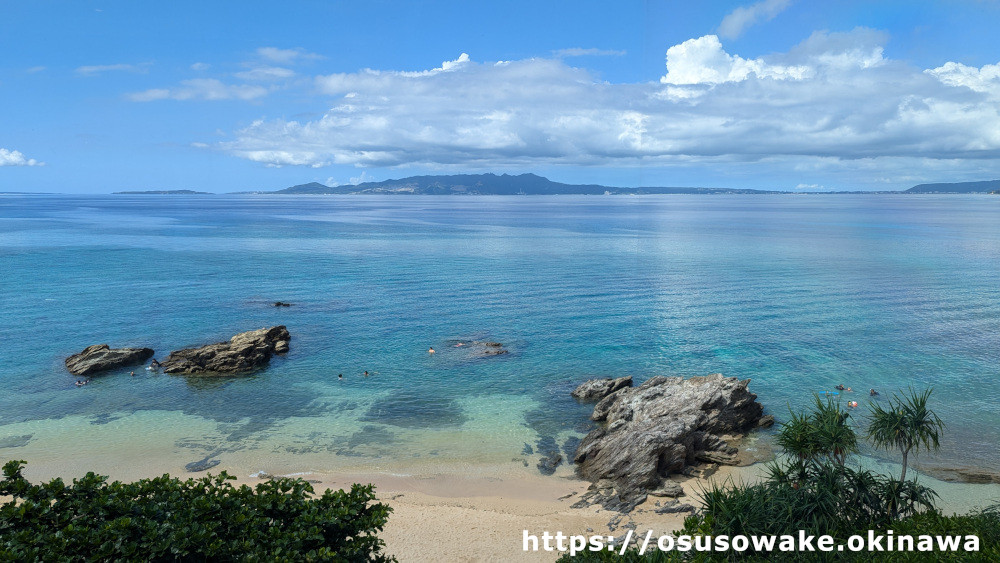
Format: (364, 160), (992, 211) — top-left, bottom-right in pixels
(1, 194), (998, 479)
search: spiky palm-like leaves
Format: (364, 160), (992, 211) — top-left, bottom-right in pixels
(867, 388), (944, 482)
(776, 395), (858, 469)
(692, 459), (938, 546)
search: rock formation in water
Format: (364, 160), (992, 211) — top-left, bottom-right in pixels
(474, 341), (508, 356)
(572, 373), (772, 512)
(65, 344), (155, 376)
(161, 326), (290, 375)
(571, 376), (633, 401)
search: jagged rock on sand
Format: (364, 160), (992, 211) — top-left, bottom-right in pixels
(65, 344), (154, 376)
(572, 373), (767, 513)
(161, 326), (290, 375)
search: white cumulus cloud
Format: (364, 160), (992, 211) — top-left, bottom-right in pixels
(926, 61), (1000, 96)
(660, 35), (810, 85)
(0, 148), (44, 166)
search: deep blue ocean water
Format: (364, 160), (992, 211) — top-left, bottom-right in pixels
(1, 194), (998, 478)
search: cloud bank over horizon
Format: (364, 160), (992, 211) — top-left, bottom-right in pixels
(217, 29), (1000, 183)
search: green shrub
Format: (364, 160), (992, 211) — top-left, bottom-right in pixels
(0, 460), (395, 562)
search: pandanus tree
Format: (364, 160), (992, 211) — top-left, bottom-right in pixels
(776, 395), (858, 466)
(867, 388), (944, 482)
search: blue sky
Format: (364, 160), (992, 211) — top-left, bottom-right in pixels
(3, 0), (1000, 193)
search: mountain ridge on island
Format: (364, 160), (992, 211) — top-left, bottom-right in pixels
(113, 174), (1000, 195)
(114, 189), (212, 195)
(250, 174), (1000, 195)
(904, 180), (1000, 194)
(256, 173), (784, 195)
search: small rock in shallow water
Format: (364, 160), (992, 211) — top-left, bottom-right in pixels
(0, 435), (32, 449)
(185, 456), (221, 472)
(537, 452), (563, 475)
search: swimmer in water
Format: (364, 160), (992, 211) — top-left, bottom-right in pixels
(363, 371), (369, 377)
(870, 388), (879, 397)
(428, 347), (435, 354)
(130, 371), (135, 377)
(338, 373), (343, 381)
(835, 384), (845, 391)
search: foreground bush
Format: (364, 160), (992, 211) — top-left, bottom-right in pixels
(0, 460), (394, 562)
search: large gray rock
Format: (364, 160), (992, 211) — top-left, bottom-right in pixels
(571, 376), (633, 401)
(573, 373), (766, 512)
(161, 326), (290, 376)
(65, 344), (154, 376)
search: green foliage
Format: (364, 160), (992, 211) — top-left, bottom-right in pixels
(775, 395), (858, 467)
(849, 504), (1000, 562)
(867, 388), (944, 482)
(0, 460), (395, 562)
(694, 459), (937, 540)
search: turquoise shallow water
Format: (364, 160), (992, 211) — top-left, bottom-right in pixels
(1, 194), (998, 479)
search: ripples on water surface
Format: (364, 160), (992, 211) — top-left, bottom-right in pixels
(1, 194), (998, 479)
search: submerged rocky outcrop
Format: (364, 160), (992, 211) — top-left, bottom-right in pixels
(472, 341), (508, 356)
(572, 373), (772, 513)
(65, 344), (155, 376)
(161, 326), (290, 376)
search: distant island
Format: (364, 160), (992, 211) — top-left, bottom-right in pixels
(117, 174), (1000, 196)
(257, 174), (1000, 196)
(904, 180), (1000, 194)
(256, 173), (784, 196)
(114, 190), (212, 195)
